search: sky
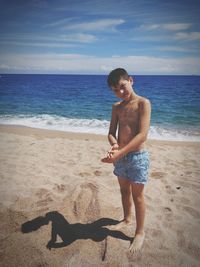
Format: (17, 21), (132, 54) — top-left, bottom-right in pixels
(0, 0), (200, 75)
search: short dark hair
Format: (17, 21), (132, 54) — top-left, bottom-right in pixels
(107, 68), (130, 87)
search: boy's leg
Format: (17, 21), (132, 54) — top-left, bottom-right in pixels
(118, 177), (133, 223)
(109, 177), (132, 230)
(129, 183), (145, 252)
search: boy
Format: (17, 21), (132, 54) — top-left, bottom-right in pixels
(101, 68), (151, 253)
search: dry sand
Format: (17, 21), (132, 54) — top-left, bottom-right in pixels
(0, 125), (200, 267)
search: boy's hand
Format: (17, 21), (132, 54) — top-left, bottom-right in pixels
(101, 149), (122, 163)
(107, 143), (119, 157)
(111, 143), (119, 151)
(101, 143), (119, 163)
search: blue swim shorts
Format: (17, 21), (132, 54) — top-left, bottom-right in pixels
(113, 150), (149, 184)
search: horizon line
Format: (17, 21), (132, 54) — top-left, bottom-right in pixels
(1, 73), (199, 76)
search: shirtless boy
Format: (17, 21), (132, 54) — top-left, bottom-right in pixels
(101, 68), (151, 253)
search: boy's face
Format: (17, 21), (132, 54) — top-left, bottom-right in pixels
(111, 77), (133, 101)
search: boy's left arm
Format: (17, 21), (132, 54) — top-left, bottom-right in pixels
(103, 99), (151, 163)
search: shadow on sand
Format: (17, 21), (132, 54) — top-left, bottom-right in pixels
(21, 211), (132, 259)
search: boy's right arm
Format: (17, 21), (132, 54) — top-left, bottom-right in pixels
(101, 104), (119, 162)
(108, 103), (119, 147)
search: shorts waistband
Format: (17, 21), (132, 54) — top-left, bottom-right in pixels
(124, 150), (148, 158)
(127, 150), (147, 155)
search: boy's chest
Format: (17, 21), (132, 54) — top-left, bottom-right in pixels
(118, 103), (140, 123)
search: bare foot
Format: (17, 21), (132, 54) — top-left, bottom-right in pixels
(129, 232), (145, 253)
(106, 219), (132, 230)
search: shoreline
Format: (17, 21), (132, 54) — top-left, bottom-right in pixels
(0, 124), (199, 147)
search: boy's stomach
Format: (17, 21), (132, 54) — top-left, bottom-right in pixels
(118, 127), (146, 151)
(118, 141), (146, 152)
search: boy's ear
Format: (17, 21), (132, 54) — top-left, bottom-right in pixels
(129, 76), (133, 85)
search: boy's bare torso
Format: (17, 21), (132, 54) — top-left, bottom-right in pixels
(115, 97), (146, 151)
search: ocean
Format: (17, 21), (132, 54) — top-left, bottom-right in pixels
(0, 74), (200, 141)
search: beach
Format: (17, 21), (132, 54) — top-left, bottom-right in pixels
(0, 124), (200, 267)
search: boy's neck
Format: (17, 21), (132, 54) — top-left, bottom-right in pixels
(124, 91), (138, 103)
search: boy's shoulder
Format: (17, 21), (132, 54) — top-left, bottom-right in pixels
(112, 97), (150, 109)
(112, 101), (121, 108)
(138, 96), (151, 107)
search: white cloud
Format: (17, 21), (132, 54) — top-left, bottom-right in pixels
(100, 65), (113, 71)
(131, 35), (171, 42)
(155, 46), (194, 52)
(163, 23), (192, 31)
(63, 19), (125, 31)
(44, 18), (78, 28)
(139, 24), (160, 30)
(0, 41), (77, 48)
(139, 23), (192, 31)
(62, 33), (97, 43)
(175, 32), (200, 41)
(0, 53), (200, 75)
(0, 33), (97, 48)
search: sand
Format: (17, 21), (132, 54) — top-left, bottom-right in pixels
(0, 125), (200, 267)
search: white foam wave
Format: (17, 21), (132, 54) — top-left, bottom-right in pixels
(0, 114), (109, 135)
(0, 114), (199, 142)
(149, 125), (200, 142)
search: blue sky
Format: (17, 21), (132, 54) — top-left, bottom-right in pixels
(0, 0), (200, 74)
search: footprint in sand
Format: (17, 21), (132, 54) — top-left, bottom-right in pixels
(165, 185), (176, 195)
(94, 170), (102, 176)
(36, 196), (53, 207)
(72, 182), (100, 221)
(35, 188), (53, 208)
(164, 207), (172, 212)
(35, 188), (49, 198)
(150, 171), (167, 179)
(147, 228), (163, 238)
(79, 170), (102, 177)
(79, 171), (91, 177)
(13, 197), (32, 211)
(53, 183), (66, 193)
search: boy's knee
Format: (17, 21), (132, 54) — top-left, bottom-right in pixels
(132, 193), (144, 203)
(120, 187), (131, 195)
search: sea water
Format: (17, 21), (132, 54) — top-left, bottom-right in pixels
(0, 74), (199, 141)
